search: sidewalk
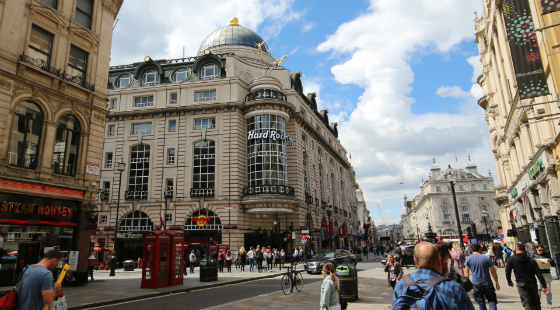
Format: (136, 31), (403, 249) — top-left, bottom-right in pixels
(206, 266), (554, 310)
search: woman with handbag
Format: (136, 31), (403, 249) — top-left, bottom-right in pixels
(239, 247), (247, 272)
(319, 262), (341, 310)
(383, 253), (402, 289)
(226, 250), (233, 273)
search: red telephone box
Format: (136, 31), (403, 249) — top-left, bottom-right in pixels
(168, 231), (184, 286)
(141, 231), (171, 288)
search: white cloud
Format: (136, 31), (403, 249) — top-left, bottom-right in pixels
(302, 22), (316, 32)
(317, 0), (490, 224)
(436, 86), (471, 98)
(110, 0), (301, 65)
(384, 209), (393, 214)
(302, 78), (324, 110)
(467, 55), (483, 83)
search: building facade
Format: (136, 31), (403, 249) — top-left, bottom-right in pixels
(474, 0), (560, 251)
(402, 159), (500, 243)
(0, 0), (122, 285)
(95, 18), (359, 262)
(355, 187), (374, 245)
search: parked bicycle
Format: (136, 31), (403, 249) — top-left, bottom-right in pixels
(281, 264), (303, 295)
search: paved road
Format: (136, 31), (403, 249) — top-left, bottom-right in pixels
(83, 257), (382, 310)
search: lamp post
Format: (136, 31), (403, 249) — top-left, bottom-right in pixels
(326, 205), (333, 250)
(413, 215), (419, 242)
(481, 209), (489, 243)
(110, 160), (126, 277)
(450, 181), (465, 249)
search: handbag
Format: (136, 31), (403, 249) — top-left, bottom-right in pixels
(50, 290), (67, 310)
(0, 265), (30, 310)
(338, 291), (348, 310)
(445, 261), (473, 292)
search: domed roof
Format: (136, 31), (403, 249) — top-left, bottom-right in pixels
(198, 17), (270, 55)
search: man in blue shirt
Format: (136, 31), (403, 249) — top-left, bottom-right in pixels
(16, 250), (62, 310)
(392, 242), (474, 310)
(464, 243), (500, 310)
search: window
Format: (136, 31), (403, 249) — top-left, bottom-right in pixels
(193, 141), (215, 189)
(127, 145), (150, 199)
(108, 125), (115, 136)
(105, 152), (113, 168)
(52, 115), (80, 176)
(165, 214), (172, 222)
(483, 184), (488, 190)
(195, 90), (216, 101)
(461, 206), (471, 224)
(132, 123), (152, 134)
(168, 120), (176, 132)
(201, 64), (218, 79)
(166, 178), (174, 197)
(443, 207), (451, 223)
(101, 215), (107, 224)
(28, 26), (53, 64)
(458, 185), (464, 191)
(481, 205), (488, 212)
(142, 70), (157, 85)
(9, 101), (43, 169)
(170, 93), (177, 104)
(302, 134), (306, 146)
(442, 229), (456, 235)
(436, 186), (441, 192)
(119, 211), (153, 231)
(167, 149), (175, 164)
(134, 96), (154, 107)
(442, 198), (448, 203)
(460, 198), (467, 202)
(110, 99), (117, 110)
(116, 75), (131, 88)
(194, 118), (216, 129)
(480, 197), (486, 201)
(174, 68), (188, 82)
(75, 0), (93, 29)
(303, 153), (308, 190)
(68, 46), (88, 80)
(471, 184), (476, 190)
(40, 0), (58, 9)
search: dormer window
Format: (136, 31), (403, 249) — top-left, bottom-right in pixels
(201, 64), (218, 79)
(174, 68), (189, 82)
(142, 70), (157, 85)
(116, 75), (131, 88)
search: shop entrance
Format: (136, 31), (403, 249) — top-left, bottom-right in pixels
(184, 209), (222, 259)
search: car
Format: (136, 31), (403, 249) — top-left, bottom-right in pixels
(381, 245), (416, 267)
(304, 249), (357, 274)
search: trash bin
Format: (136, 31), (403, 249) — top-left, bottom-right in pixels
(335, 264), (358, 302)
(200, 258), (218, 282)
(124, 260), (135, 271)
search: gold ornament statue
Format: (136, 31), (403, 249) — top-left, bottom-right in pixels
(271, 55), (289, 66)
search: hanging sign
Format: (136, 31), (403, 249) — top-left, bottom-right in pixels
(540, 0), (560, 14)
(503, 0), (550, 99)
(68, 251), (79, 271)
(191, 214), (211, 227)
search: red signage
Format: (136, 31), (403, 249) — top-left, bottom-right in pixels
(191, 215), (211, 227)
(338, 223), (346, 237)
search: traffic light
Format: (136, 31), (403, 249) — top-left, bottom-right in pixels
(471, 223), (478, 238)
(466, 226), (472, 240)
(287, 233), (292, 240)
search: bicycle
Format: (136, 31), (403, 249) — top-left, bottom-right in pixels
(281, 264), (303, 295)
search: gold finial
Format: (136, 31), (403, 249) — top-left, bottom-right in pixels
(229, 17), (239, 26)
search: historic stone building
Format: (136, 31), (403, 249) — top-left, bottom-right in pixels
(474, 0), (560, 250)
(0, 0), (122, 284)
(402, 159), (500, 243)
(95, 18), (359, 262)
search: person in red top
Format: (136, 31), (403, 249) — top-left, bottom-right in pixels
(218, 249), (225, 272)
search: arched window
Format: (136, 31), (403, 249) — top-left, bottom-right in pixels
(461, 206), (470, 224)
(481, 205), (488, 212)
(303, 153), (308, 190)
(119, 211), (154, 232)
(127, 145), (150, 199)
(193, 141), (215, 189)
(442, 229), (456, 235)
(201, 64), (218, 79)
(174, 68), (189, 82)
(442, 207), (451, 223)
(9, 101), (43, 169)
(185, 209), (222, 230)
(116, 74), (131, 88)
(142, 70), (157, 85)
(52, 115), (80, 176)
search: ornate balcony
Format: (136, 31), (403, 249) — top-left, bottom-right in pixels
(99, 189), (110, 201)
(243, 185), (294, 196)
(125, 190), (147, 199)
(190, 188), (214, 197)
(20, 54), (95, 92)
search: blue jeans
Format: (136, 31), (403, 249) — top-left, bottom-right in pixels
(249, 258), (254, 271)
(473, 284), (498, 310)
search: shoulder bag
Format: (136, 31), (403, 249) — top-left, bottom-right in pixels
(0, 265), (30, 310)
(445, 260), (473, 292)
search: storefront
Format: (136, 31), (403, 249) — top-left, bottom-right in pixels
(0, 192), (80, 286)
(184, 209), (222, 259)
(114, 211), (153, 264)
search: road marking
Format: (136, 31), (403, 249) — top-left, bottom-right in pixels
(82, 292), (185, 309)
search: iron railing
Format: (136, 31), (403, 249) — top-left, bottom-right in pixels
(21, 55), (95, 91)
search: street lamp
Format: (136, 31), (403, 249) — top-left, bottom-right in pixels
(110, 159), (126, 277)
(450, 181), (465, 249)
(413, 215), (419, 242)
(481, 209), (489, 243)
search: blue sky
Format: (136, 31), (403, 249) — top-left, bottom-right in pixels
(110, 0), (491, 225)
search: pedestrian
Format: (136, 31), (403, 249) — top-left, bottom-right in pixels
(226, 250), (233, 272)
(210, 248), (218, 261)
(451, 243), (464, 274)
(189, 250), (196, 274)
(266, 246), (273, 272)
(217, 249), (225, 272)
(531, 244), (556, 309)
(273, 248), (279, 269)
(247, 247), (255, 272)
(320, 262), (341, 310)
(88, 252), (95, 281)
(16, 250), (62, 310)
(506, 242), (549, 310)
(503, 244), (513, 263)
(280, 249), (285, 269)
(392, 242), (475, 310)
(384, 253), (403, 289)
(492, 243), (504, 268)
(235, 247), (240, 270)
(365, 246), (369, 259)
(435, 242), (460, 275)
(256, 246), (264, 272)
(294, 247), (299, 264)
(239, 246), (247, 272)
(464, 243), (500, 310)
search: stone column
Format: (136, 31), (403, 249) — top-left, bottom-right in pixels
(489, 51), (510, 118)
(39, 120), (59, 173)
(527, 110), (542, 148)
(520, 124), (534, 160)
(492, 35), (513, 103)
(514, 136), (527, 168)
(509, 146), (520, 177)
(494, 12), (517, 91)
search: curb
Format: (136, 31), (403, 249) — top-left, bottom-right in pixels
(68, 272), (283, 310)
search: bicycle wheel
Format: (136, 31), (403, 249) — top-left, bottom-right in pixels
(294, 272), (304, 292)
(281, 274), (292, 295)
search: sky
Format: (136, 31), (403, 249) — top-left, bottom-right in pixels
(110, 0), (491, 225)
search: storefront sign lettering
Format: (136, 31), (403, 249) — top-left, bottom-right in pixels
(511, 188), (518, 198)
(528, 159), (544, 180)
(117, 232), (144, 238)
(0, 193), (79, 224)
(1, 201), (73, 217)
(247, 130), (294, 145)
(191, 215), (211, 227)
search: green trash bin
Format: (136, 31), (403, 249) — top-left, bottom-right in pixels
(200, 259), (218, 282)
(335, 264), (358, 302)
(123, 260), (135, 271)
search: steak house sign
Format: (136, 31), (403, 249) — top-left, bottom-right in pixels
(247, 130), (294, 145)
(0, 193), (78, 224)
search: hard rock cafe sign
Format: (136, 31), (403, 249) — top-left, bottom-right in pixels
(247, 130), (294, 145)
(191, 214), (211, 227)
(117, 232), (144, 238)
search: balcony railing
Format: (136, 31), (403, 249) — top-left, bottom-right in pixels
(242, 185), (294, 196)
(99, 189), (110, 201)
(305, 193), (314, 205)
(21, 55), (95, 92)
(190, 187), (214, 197)
(125, 190), (147, 199)
(244, 89), (287, 102)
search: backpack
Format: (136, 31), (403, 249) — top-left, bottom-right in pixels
(393, 274), (450, 310)
(504, 247), (512, 255)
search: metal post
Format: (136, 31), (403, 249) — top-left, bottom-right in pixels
(110, 168), (124, 277)
(450, 181), (464, 249)
(483, 216), (489, 243)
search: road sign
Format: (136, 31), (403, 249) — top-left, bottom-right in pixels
(225, 206), (234, 210)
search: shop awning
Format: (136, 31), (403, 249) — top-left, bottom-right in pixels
(94, 246), (109, 252)
(0, 219), (77, 226)
(246, 208), (293, 214)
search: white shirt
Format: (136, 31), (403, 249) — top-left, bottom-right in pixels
(294, 250), (299, 257)
(247, 250), (254, 259)
(88, 255), (95, 259)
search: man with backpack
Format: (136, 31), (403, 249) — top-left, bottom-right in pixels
(392, 242), (474, 310)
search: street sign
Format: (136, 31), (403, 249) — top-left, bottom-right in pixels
(68, 251), (79, 271)
(225, 206), (234, 210)
(302, 230), (309, 234)
(292, 232), (296, 239)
